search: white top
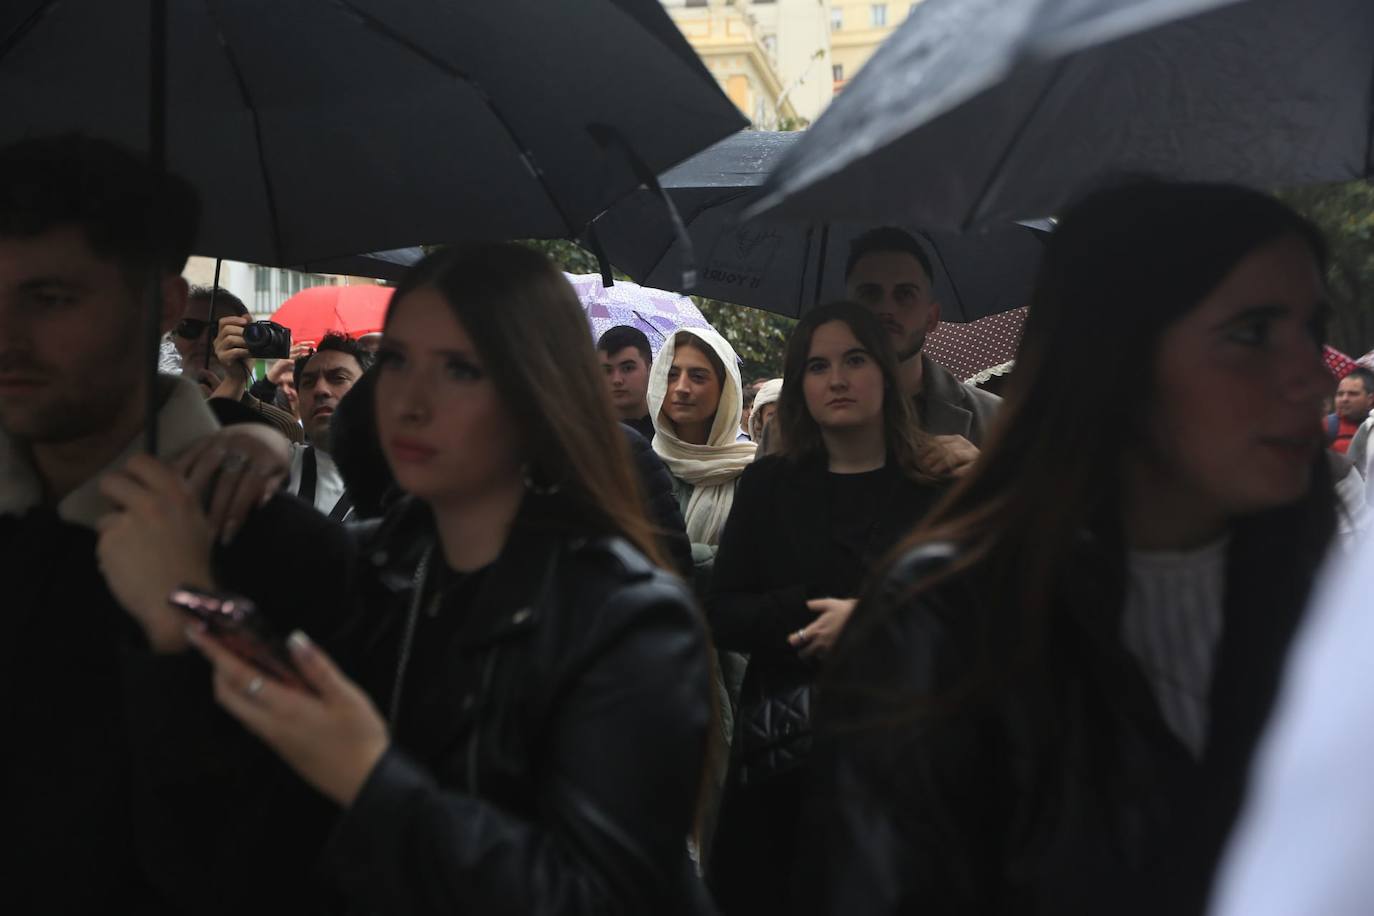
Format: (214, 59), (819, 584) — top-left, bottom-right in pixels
(287, 443), (350, 519)
(1208, 535), (1374, 916)
(1120, 537), (1229, 757)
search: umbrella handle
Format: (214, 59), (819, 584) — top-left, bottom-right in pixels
(585, 223), (615, 289)
(588, 123), (697, 292)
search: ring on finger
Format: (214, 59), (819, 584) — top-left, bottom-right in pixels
(794, 629), (808, 642)
(221, 451), (250, 473)
(245, 674), (266, 698)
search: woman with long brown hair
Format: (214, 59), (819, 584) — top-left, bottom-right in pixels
(810, 181), (1340, 915)
(96, 242), (717, 914)
(706, 302), (950, 913)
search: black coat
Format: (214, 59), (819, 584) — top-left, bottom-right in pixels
(319, 497), (716, 915)
(2, 496), (357, 915)
(622, 421), (694, 578)
(703, 454), (944, 913)
(807, 502), (1333, 916)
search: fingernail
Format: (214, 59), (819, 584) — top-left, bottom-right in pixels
(288, 630), (313, 655)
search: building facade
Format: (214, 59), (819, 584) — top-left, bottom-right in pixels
(183, 257), (378, 318)
(660, 0), (801, 128)
(663, 0), (917, 123)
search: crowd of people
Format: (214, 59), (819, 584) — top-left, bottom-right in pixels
(2, 132), (1370, 916)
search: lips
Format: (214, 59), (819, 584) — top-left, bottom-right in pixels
(389, 437), (438, 463)
(827, 397), (856, 408)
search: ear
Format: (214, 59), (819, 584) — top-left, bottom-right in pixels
(925, 298), (942, 335)
(159, 274), (188, 334)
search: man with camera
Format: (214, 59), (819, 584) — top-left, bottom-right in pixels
(178, 286), (304, 443)
(218, 324), (369, 519)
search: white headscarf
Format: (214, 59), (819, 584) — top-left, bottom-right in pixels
(649, 327), (756, 546)
(748, 377), (783, 442)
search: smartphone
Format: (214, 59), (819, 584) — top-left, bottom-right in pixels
(169, 588), (313, 693)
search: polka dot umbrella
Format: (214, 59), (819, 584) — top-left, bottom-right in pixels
(924, 306), (1028, 384)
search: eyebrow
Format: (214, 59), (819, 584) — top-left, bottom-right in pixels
(18, 277), (83, 291)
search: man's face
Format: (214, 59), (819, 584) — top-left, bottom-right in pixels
(599, 346), (650, 420)
(298, 348), (363, 447)
(0, 226), (150, 444)
(174, 296), (242, 397)
(1335, 375), (1374, 423)
(846, 251), (940, 362)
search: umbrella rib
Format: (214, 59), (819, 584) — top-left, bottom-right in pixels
(329, 0), (579, 237)
(635, 188), (754, 288)
(915, 231), (969, 322)
(963, 60), (1069, 231)
(0, 0), (58, 69)
(201, 0), (287, 265)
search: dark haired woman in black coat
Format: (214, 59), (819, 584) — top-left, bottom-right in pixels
(809, 181), (1339, 916)
(705, 302), (949, 913)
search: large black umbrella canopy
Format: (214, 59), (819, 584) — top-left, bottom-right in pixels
(749, 0), (1374, 230)
(0, 0), (746, 265)
(592, 130), (1044, 320)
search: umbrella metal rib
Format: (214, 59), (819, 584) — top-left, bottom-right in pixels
(963, 60), (1069, 232)
(201, 0), (286, 265)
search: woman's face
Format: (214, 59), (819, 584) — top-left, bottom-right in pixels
(374, 287), (523, 505)
(802, 320), (885, 432)
(1141, 234), (1330, 520)
(664, 343), (723, 432)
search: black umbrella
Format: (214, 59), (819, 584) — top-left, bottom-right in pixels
(749, 0), (1374, 230)
(592, 131), (1045, 320)
(294, 247), (423, 283)
(0, 0), (745, 449)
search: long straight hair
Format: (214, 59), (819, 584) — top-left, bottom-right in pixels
(858, 181), (1337, 696)
(383, 243), (667, 570)
(777, 301), (943, 482)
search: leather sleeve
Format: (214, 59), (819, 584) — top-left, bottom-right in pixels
(323, 580), (713, 915)
(705, 461), (812, 656)
(802, 552), (1001, 915)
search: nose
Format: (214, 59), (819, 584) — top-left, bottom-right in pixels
(393, 369), (432, 425)
(1278, 343), (1333, 408)
(671, 373), (691, 396)
(828, 366), (849, 390)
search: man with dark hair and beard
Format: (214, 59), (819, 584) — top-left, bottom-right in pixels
(0, 134), (353, 912)
(845, 227), (1001, 475)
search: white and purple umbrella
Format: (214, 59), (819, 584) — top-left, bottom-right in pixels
(564, 273), (715, 358)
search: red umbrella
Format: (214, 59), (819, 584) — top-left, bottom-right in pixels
(269, 285), (394, 346)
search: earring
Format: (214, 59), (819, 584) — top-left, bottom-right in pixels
(521, 462), (562, 496)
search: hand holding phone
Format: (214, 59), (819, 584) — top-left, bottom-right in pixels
(169, 587), (313, 693)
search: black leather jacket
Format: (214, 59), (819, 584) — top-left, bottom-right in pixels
(805, 514), (1328, 916)
(323, 497), (717, 915)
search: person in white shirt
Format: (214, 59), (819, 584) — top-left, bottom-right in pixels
(285, 332), (370, 520)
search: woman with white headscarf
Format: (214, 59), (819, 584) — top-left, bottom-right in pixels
(649, 328), (757, 558)
(649, 327), (756, 867)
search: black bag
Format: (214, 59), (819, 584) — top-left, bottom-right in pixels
(736, 672), (813, 786)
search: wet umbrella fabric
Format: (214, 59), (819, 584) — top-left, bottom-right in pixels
(564, 273), (715, 359)
(294, 248), (423, 283)
(0, 0), (746, 266)
(749, 0), (1374, 230)
(592, 131), (1044, 320)
(269, 285), (394, 345)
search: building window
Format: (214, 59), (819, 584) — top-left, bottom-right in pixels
(871, 3), (888, 26)
(832, 63), (844, 82)
(830, 7), (843, 30)
(685, 0), (707, 7)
